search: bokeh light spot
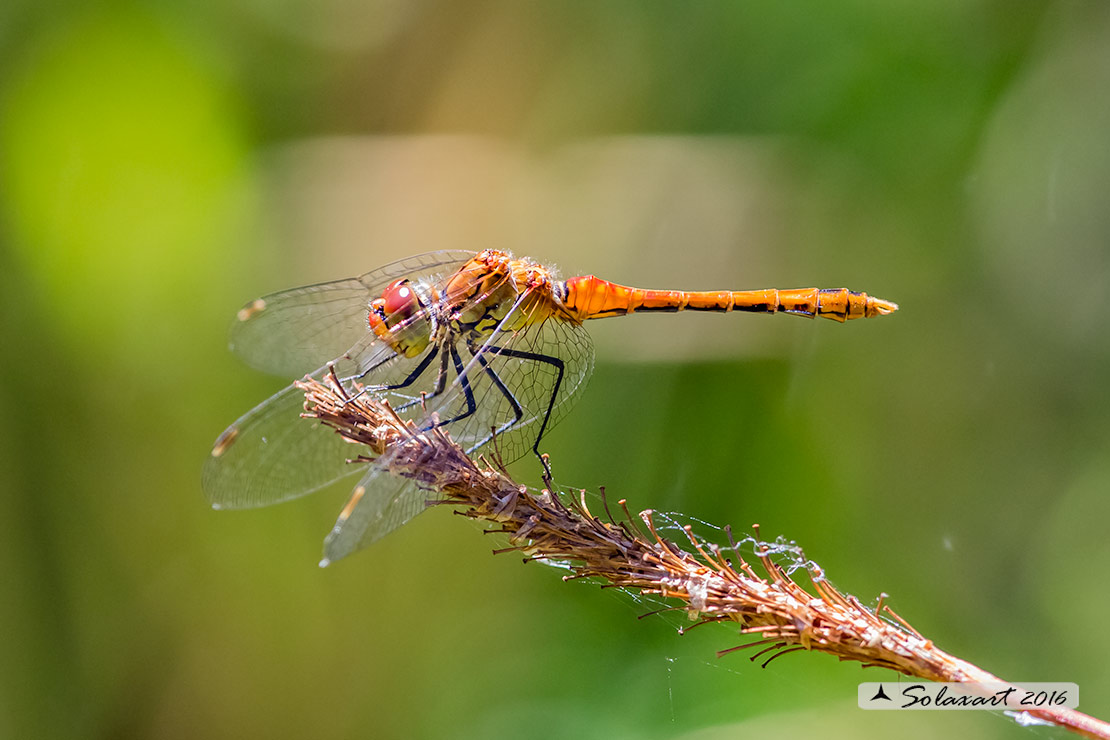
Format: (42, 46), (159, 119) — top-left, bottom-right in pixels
(0, 11), (251, 359)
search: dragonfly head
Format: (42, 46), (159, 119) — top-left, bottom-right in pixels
(368, 278), (433, 358)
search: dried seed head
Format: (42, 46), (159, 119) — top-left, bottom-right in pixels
(292, 374), (1110, 739)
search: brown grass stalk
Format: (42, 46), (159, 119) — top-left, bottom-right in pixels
(297, 369), (1109, 739)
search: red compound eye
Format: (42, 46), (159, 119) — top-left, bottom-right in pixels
(368, 278), (433, 357)
(380, 279), (418, 320)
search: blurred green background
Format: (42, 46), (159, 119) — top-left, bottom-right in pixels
(3, 1), (1109, 738)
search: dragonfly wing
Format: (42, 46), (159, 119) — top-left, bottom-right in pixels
(203, 338), (400, 509)
(228, 278), (373, 379)
(229, 250), (474, 378)
(320, 464), (433, 566)
(206, 252), (483, 511)
(429, 293), (596, 464)
(202, 379), (365, 509)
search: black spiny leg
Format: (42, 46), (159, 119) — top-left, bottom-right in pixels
(474, 344), (565, 487)
(394, 344), (453, 413)
(340, 342), (440, 404)
(472, 352), (524, 445)
(429, 343), (478, 428)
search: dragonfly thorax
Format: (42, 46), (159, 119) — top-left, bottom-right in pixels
(444, 251), (570, 344)
(367, 278), (437, 358)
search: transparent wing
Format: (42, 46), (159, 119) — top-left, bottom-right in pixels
(228, 250), (474, 378)
(204, 254), (501, 510)
(202, 382), (363, 509)
(320, 465), (432, 566)
(202, 344), (391, 509)
(429, 292), (596, 464)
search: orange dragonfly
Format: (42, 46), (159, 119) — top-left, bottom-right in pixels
(204, 249), (896, 565)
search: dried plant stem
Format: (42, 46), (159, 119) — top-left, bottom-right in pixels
(298, 371), (1110, 739)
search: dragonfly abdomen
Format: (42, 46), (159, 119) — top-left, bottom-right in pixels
(561, 276), (898, 322)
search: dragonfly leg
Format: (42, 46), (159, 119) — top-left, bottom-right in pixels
(394, 345), (452, 413)
(463, 350), (556, 485)
(428, 343), (478, 427)
(475, 345), (565, 479)
(468, 352), (524, 445)
(340, 342), (440, 405)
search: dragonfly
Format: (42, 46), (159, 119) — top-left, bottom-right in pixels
(204, 249), (897, 565)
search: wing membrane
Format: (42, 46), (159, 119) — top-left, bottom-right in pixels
(321, 464), (432, 566)
(205, 253), (493, 511)
(229, 250), (473, 378)
(202, 381), (363, 509)
(202, 343), (394, 509)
